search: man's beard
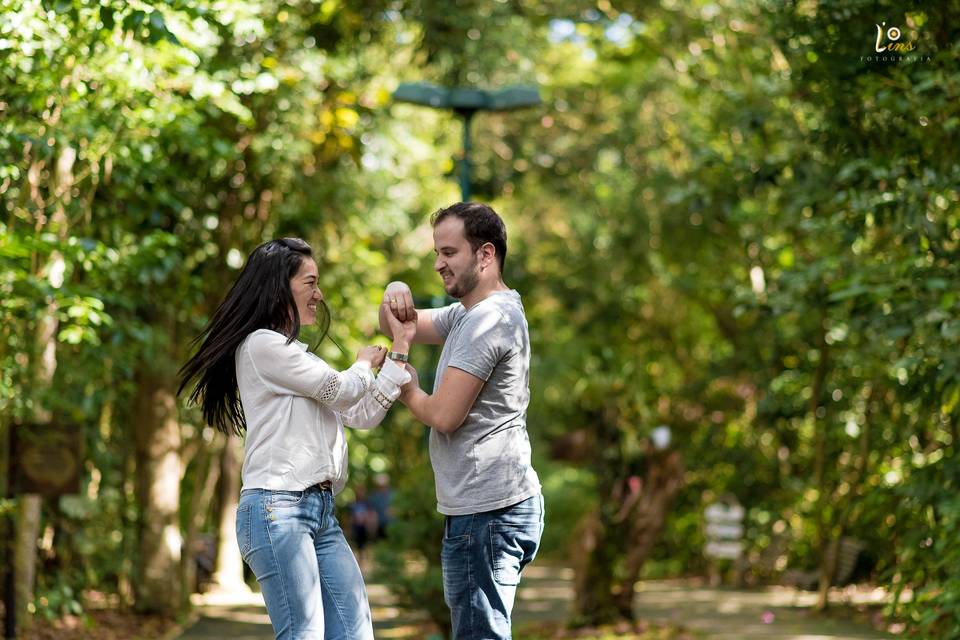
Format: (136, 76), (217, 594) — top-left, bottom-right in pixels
(444, 257), (480, 299)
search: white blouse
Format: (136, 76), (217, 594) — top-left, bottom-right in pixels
(236, 329), (410, 494)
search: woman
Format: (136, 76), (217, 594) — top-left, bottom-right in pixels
(178, 237), (415, 639)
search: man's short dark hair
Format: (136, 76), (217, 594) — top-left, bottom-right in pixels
(430, 202), (507, 272)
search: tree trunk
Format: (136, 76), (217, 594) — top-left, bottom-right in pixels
(612, 450), (685, 616)
(210, 434), (248, 593)
(0, 420), (13, 632)
(14, 496), (42, 624)
(815, 384), (878, 609)
(572, 506), (625, 626)
(572, 411), (629, 627)
(133, 368), (182, 615)
(14, 244), (67, 626)
(182, 445), (220, 601)
(118, 422), (137, 607)
(816, 535), (840, 608)
(808, 308), (832, 612)
(573, 447), (686, 626)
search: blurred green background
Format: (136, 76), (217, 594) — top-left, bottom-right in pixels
(1, 0), (957, 638)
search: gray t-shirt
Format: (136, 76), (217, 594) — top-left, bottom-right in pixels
(428, 289), (541, 515)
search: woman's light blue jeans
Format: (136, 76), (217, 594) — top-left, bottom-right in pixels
(236, 486), (373, 640)
(442, 494), (545, 639)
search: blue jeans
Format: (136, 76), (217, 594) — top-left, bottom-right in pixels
(441, 494), (544, 639)
(236, 486), (373, 640)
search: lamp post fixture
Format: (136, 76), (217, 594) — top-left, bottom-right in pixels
(392, 82), (541, 201)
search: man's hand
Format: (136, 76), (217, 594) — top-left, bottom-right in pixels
(379, 281), (443, 345)
(384, 281), (415, 322)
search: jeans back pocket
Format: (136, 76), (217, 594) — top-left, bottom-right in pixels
(490, 523), (541, 586)
(236, 502), (252, 559)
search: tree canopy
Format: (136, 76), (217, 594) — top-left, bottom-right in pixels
(1, 0), (957, 637)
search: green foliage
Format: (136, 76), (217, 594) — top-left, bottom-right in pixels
(500, 0), (957, 630)
(0, 0), (445, 618)
(536, 458), (597, 559)
(33, 581), (84, 621)
(891, 454), (960, 637)
(1, 0), (958, 634)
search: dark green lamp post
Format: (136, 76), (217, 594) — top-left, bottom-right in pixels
(392, 82), (541, 201)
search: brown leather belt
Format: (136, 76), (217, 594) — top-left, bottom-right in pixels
(312, 480), (333, 491)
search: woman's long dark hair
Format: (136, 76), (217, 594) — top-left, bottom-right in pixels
(177, 238), (330, 435)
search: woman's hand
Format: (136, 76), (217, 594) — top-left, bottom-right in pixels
(383, 302), (417, 348)
(357, 345), (387, 369)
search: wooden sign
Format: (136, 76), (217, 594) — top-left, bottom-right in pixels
(9, 422), (82, 497)
(704, 501), (745, 560)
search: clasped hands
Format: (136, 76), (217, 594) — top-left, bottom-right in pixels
(382, 282), (420, 399)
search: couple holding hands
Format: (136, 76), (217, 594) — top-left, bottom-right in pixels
(179, 202), (543, 640)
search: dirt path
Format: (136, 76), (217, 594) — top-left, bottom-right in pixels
(175, 565), (894, 639)
(630, 578), (893, 639)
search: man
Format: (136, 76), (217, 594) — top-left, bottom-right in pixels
(379, 201), (543, 639)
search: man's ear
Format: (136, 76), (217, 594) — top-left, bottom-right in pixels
(479, 242), (497, 269)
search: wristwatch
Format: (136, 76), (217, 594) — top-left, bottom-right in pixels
(387, 351), (409, 363)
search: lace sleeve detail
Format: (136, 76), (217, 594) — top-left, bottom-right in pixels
(337, 359), (410, 429)
(318, 375), (342, 404)
(316, 365), (373, 409)
(372, 387), (394, 411)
